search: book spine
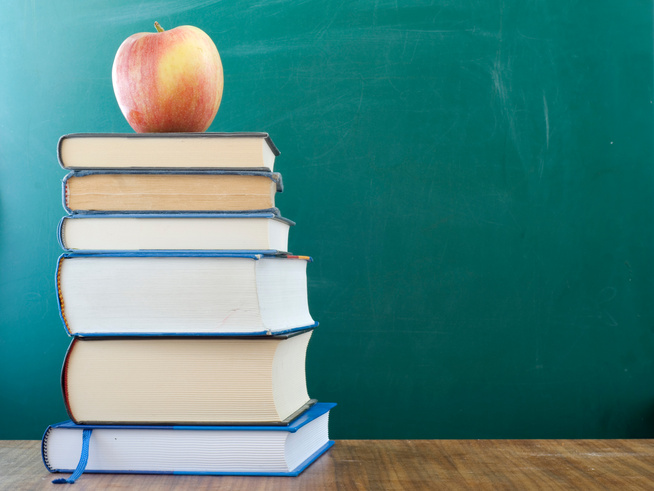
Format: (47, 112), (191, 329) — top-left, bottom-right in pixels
(57, 217), (67, 250)
(55, 255), (72, 335)
(61, 173), (73, 214)
(57, 134), (67, 169)
(41, 426), (54, 473)
(61, 339), (78, 423)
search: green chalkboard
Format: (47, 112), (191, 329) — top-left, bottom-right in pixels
(1, 1), (653, 439)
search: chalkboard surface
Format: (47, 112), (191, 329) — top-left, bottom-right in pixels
(1, 1), (653, 439)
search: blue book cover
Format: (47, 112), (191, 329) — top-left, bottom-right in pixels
(42, 403), (336, 481)
(55, 251), (317, 337)
(59, 331), (318, 427)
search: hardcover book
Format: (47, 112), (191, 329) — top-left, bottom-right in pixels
(56, 253), (316, 336)
(62, 170), (282, 214)
(58, 212), (294, 253)
(62, 331), (315, 425)
(58, 132), (280, 171)
(43, 402), (335, 478)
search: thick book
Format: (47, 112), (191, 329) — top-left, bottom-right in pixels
(62, 170), (283, 214)
(56, 253), (316, 336)
(61, 331), (315, 425)
(58, 132), (280, 171)
(58, 212), (294, 253)
(42, 402), (335, 480)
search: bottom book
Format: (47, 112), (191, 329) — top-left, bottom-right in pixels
(43, 402), (335, 482)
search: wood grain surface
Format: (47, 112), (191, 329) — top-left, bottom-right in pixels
(3, 439), (654, 490)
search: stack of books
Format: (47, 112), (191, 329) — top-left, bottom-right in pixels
(42, 133), (335, 483)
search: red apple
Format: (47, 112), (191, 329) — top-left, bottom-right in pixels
(112, 22), (223, 133)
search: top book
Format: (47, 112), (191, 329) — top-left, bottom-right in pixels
(58, 133), (281, 171)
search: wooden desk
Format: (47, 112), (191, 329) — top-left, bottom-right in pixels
(3, 439), (654, 490)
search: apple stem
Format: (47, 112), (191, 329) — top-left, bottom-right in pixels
(154, 21), (164, 32)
